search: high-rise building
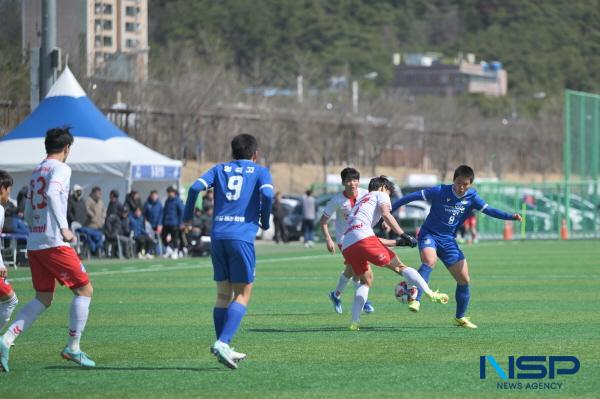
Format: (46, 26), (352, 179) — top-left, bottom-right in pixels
(22, 0), (148, 82)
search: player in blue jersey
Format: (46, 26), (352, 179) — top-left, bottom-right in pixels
(183, 134), (273, 369)
(391, 165), (522, 328)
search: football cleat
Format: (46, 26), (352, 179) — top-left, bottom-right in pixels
(328, 291), (343, 314)
(60, 347), (96, 368)
(363, 300), (375, 314)
(454, 317), (478, 329)
(349, 322), (360, 331)
(0, 336), (10, 372)
(407, 300), (420, 312)
(230, 348), (247, 363)
(427, 290), (449, 304)
(211, 340), (238, 369)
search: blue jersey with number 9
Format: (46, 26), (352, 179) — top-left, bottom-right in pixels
(194, 159), (273, 242)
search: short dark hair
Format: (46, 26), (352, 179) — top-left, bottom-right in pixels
(110, 189), (119, 198)
(150, 190), (158, 195)
(453, 165), (475, 183)
(231, 134), (258, 160)
(91, 186), (101, 194)
(0, 170), (13, 190)
(45, 127), (74, 155)
(368, 175), (395, 196)
(340, 167), (360, 182)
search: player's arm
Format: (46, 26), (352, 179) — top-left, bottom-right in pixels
(48, 169), (75, 242)
(183, 169), (215, 223)
(380, 203), (418, 248)
(258, 168), (274, 230)
(474, 194), (522, 222)
(319, 200), (337, 254)
(391, 190), (427, 212)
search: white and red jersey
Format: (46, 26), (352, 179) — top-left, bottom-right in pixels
(24, 159), (71, 250)
(341, 190), (391, 251)
(322, 188), (368, 245)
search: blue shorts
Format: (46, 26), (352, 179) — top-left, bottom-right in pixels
(418, 231), (465, 267)
(211, 239), (256, 283)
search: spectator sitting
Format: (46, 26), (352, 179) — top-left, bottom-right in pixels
(199, 206), (213, 236)
(3, 200), (29, 235)
(106, 189), (123, 218)
(161, 186), (184, 259)
(16, 185), (28, 218)
(129, 207), (155, 259)
(104, 206), (133, 258)
(125, 190), (143, 215)
(202, 189), (214, 212)
(67, 184), (87, 227)
(82, 186), (105, 256)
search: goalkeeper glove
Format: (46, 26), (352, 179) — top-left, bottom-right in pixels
(395, 233), (417, 248)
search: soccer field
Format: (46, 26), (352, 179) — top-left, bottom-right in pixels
(1, 240), (599, 398)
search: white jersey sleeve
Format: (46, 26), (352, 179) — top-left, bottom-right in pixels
(47, 163), (71, 230)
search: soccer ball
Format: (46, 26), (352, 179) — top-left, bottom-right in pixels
(394, 281), (418, 304)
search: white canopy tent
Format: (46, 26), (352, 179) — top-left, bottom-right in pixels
(0, 67), (182, 203)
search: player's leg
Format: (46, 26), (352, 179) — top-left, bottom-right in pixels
(0, 278), (18, 332)
(329, 263), (353, 314)
(350, 267), (372, 330)
(446, 258), (477, 329)
(211, 240), (254, 369)
(415, 246), (437, 302)
(384, 256), (449, 304)
(61, 283), (95, 367)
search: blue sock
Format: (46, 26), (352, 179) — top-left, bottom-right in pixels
(415, 264), (433, 301)
(213, 307), (228, 339)
(455, 284), (470, 318)
(218, 302), (247, 344)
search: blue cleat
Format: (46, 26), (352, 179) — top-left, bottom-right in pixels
(328, 291), (343, 314)
(60, 347), (96, 368)
(363, 300), (375, 314)
(0, 336), (10, 372)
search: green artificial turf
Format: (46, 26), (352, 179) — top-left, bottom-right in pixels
(1, 240), (598, 398)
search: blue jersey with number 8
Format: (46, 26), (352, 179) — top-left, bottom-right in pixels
(190, 159), (273, 242)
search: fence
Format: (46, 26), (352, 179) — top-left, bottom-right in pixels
(476, 181), (600, 240)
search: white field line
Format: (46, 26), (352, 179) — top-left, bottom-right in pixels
(8, 254), (334, 282)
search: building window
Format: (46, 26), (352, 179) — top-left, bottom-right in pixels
(125, 22), (140, 32)
(95, 19), (112, 31)
(94, 3), (112, 15)
(126, 39), (139, 48)
(125, 6), (140, 16)
(95, 35), (103, 47)
(103, 36), (112, 47)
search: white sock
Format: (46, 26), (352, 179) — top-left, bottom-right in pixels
(2, 298), (46, 346)
(68, 296), (91, 352)
(0, 294), (18, 331)
(351, 284), (369, 323)
(401, 267), (432, 297)
(352, 279), (360, 289)
(334, 273), (351, 297)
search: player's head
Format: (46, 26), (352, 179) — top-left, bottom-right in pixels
(149, 190), (158, 201)
(368, 175), (395, 196)
(110, 189), (119, 201)
(231, 134), (258, 161)
(340, 167), (360, 194)
(134, 207), (142, 217)
(0, 169), (14, 205)
(453, 165), (474, 196)
(45, 127), (74, 161)
(167, 186), (177, 198)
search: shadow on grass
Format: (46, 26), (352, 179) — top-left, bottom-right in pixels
(250, 313), (327, 317)
(248, 325), (442, 333)
(44, 365), (223, 372)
